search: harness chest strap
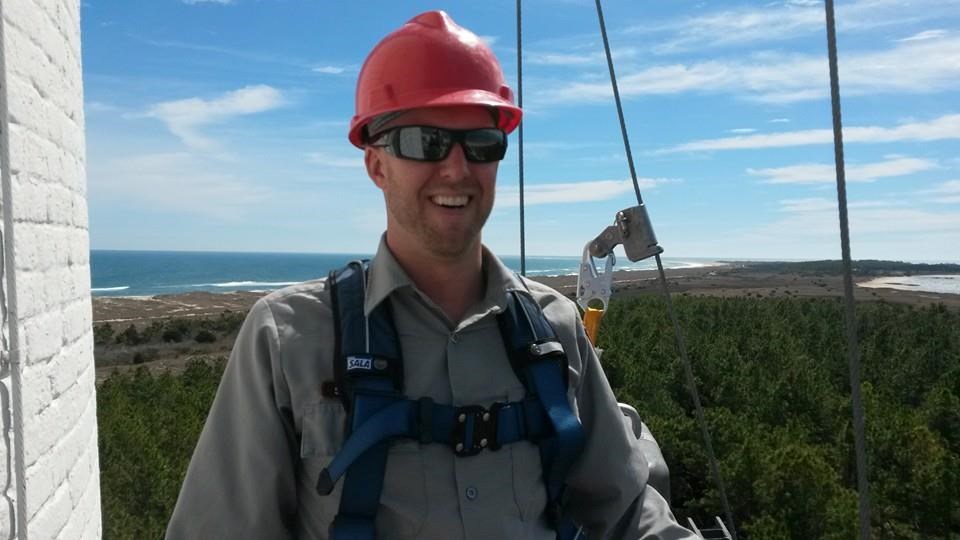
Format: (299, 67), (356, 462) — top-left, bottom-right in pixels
(323, 261), (586, 540)
(316, 396), (552, 494)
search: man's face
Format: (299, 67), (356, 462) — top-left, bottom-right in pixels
(364, 105), (499, 260)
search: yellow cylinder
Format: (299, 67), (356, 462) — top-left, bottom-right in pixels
(583, 307), (604, 346)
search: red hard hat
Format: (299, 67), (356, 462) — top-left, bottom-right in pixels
(348, 10), (522, 148)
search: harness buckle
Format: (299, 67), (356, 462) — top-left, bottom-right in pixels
(451, 404), (500, 457)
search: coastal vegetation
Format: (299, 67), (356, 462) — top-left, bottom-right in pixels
(729, 259), (960, 276)
(93, 310), (245, 367)
(96, 295), (960, 539)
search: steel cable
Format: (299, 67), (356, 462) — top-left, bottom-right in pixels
(516, 0), (527, 276)
(824, 1), (871, 538)
(594, 1), (738, 537)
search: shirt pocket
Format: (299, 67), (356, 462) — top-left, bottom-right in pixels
(298, 401), (346, 532)
(511, 440), (549, 523)
(377, 440), (429, 539)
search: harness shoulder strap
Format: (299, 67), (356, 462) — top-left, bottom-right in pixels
(498, 289), (586, 539)
(327, 260), (404, 540)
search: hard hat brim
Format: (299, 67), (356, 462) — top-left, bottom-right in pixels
(348, 88), (522, 148)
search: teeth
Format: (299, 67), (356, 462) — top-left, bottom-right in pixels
(431, 195), (470, 208)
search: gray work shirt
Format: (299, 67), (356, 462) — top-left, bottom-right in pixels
(167, 239), (695, 539)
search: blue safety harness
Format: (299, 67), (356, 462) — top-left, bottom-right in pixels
(317, 260), (586, 539)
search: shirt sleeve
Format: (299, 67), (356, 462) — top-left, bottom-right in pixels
(565, 312), (697, 539)
(166, 299), (299, 539)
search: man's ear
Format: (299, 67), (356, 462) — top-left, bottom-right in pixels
(365, 147), (387, 189)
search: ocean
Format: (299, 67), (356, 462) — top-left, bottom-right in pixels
(857, 275), (960, 296)
(90, 250), (720, 297)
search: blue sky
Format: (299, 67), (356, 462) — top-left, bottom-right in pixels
(82, 0), (960, 261)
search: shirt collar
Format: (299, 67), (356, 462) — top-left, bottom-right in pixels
(364, 235), (414, 316)
(363, 235), (527, 318)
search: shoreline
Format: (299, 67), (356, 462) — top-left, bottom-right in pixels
(93, 265), (960, 325)
(92, 265), (960, 384)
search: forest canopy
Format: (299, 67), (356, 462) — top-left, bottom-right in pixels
(96, 295), (960, 539)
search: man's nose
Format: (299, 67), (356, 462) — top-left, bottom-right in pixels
(438, 142), (471, 179)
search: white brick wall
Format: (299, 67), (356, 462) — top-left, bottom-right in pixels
(1, 0), (102, 538)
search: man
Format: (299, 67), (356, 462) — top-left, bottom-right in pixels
(167, 10), (695, 539)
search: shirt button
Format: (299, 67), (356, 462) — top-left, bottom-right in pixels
(465, 486), (478, 500)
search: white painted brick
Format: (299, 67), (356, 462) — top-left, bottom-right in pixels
(6, 123), (53, 183)
(61, 299), (92, 344)
(71, 192), (90, 226)
(22, 401), (61, 471)
(68, 227), (89, 264)
(66, 430), (96, 508)
(12, 218), (44, 272)
(33, 0), (79, 69)
(19, 361), (53, 417)
(22, 309), (64, 365)
(47, 341), (81, 399)
(10, 172), (48, 225)
(23, 374), (93, 472)
(46, 184), (73, 226)
(12, 223), (83, 273)
(5, 76), (82, 174)
(23, 458), (57, 521)
(58, 454), (97, 540)
(23, 265), (80, 314)
(27, 482), (71, 540)
(14, 270), (48, 320)
(4, 7), (78, 126)
(65, 462), (101, 540)
(5, 0), (100, 534)
(5, 74), (50, 158)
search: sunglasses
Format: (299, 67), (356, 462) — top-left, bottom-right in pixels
(369, 126), (508, 163)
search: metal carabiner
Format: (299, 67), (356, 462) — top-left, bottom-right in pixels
(577, 243), (615, 345)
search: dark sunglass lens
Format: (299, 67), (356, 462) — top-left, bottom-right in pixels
(397, 127), (450, 161)
(464, 129), (507, 162)
(396, 127), (425, 160)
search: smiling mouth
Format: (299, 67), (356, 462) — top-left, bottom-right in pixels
(430, 195), (471, 208)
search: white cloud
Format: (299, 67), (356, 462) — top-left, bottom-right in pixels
(927, 180), (960, 193)
(312, 66), (346, 75)
(145, 85), (285, 150)
(778, 198), (903, 213)
(479, 35), (499, 47)
(527, 47), (637, 66)
(770, 118), (791, 123)
(89, 152), (274, 220)
(85, 101), (119, 113)
(749, 157), (937, 184)
(538, 36), (960, 105)
(773, 199), (960, 235)
(922, 180), (960, 203)
(643, 3), (823, 53)
(728, 128), (756, 134)
(497, 178), (666, 207)
(632, 0), (960, 53)
(685, 198), (960, 260)
(658, 114), (960, 153)
(182, 0), (233, 4)
(896, 29), (948, 42)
